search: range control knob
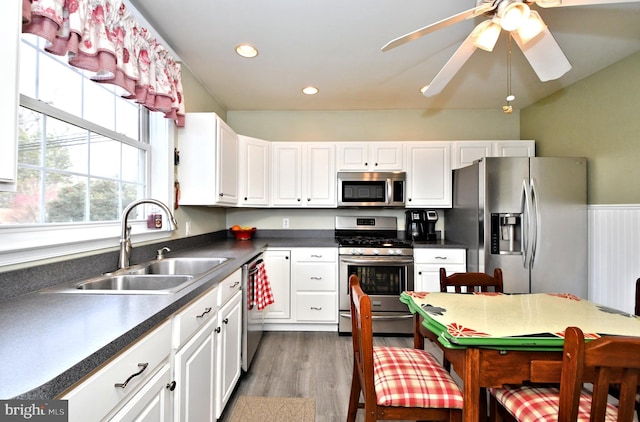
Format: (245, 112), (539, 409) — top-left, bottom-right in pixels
(388, 249), (395, 255)
(372, 249), (380, 255)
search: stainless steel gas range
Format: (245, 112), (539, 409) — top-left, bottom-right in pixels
(336, 216), (414, 335)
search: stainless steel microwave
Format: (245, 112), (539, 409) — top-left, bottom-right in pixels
(337, 172), (406, 207)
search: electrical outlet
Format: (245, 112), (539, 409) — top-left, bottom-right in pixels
(185, 221), (191, 236)
(283, 218), (289, 229)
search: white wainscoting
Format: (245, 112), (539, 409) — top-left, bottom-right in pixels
(588, 204), (640, 314)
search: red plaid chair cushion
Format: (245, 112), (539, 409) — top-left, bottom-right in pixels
(372, 346), (463, 409)
(490, 385), (621, 422)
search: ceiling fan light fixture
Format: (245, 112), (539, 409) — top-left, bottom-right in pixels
(517, 10), (546, 43)
(472, 20), (502, 52)
(498, 1), (530, 31)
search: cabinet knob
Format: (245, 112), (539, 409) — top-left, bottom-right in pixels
(215, 327), (221, 333)
(408, 198), (412, 202)
(297, 198), (301, 202)
(365, 162), (368, 166)
(219, 193), (224, 197)
(166, 381), (177, 391)
(223, 317), (229, 324)
(244, 197), (248, 201)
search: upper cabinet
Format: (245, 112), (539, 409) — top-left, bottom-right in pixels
(238, 135), (270, 207)
(272, 142), (336, 207)
(405, 142), (452, 208)
(452, 140), (535, 169)
(0, 0), (20, 191)
(336, 142), (404, 171)
(178, 113), (239, 206)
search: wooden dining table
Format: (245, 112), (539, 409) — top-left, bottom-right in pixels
(400, 291), (640, 422)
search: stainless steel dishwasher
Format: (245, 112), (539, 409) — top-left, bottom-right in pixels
(241, 253), (265, 372)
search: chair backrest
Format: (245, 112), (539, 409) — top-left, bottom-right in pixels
(349, 274), (376, 402)
(439, 267), (504, 293)
(557, 326), (640, 422)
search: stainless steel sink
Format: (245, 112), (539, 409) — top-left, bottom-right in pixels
(76, 274), (194, 293)
(41, 256), (230, 295)
(121, 257), (228, 276)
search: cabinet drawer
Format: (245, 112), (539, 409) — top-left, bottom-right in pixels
(292, 248), (337, 263)
(414, 248), (466, 265)
(295, 292), (337, 322)
(218, 269), (242, 306)
(296, 263), (336, 291)
(173, 286), (218, 348)
(61, 320), (172, 422)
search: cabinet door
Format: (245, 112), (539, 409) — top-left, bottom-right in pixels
(109, 363), (173, 422)
(263, 250), (291, 320)
(174, 317), (217, 422)
(452, 141), (493, 169)
(493, 140), (535, 157)
(414, 265), (441, 292)
(217, 118), (239, 205)
(215, 291), (242, 419)
(238, 135), (270, 206)
(271, 143), (303, 206)
(305, 143), (336, 207)
(406, 142), (452, 208)
(0, 0), (19, 191)
(370, 142), (404, 170)
(336, 142), (369, 170)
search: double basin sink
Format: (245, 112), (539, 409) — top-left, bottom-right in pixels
(44, 257), (229, 295)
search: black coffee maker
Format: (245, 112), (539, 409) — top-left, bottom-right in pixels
(405, 209), (439, 241)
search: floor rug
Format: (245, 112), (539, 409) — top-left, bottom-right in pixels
(227, 395), (315, 422)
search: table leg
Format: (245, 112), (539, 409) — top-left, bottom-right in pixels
(462, 347), (481, 422)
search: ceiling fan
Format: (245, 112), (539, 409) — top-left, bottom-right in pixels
(382, 0), (639, 97)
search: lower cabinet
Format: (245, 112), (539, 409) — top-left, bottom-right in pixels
(108, 362), (173, 422)
(215, 290), (242, 419)
(61, 320), (173, 422)
(60, 269), (244, 422)
(414, 248), (467, 292)
(262, 249), (291, 320)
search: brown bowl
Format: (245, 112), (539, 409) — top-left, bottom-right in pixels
(230, 227), (256, 240)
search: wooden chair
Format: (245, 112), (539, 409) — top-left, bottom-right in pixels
(489, 326), (640, 422)
(346, 274), (463, 422)
(439, 267), (504, 294)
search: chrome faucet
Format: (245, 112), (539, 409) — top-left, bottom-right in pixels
(118, 199), (178, 269)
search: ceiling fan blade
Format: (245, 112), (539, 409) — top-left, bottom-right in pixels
(512, 27), (572, 81)
(382, 5), (491, 52)
(421, 31), (478, 97)
(535, 0), (640, 7)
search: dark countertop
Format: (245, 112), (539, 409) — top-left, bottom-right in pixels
(0, 230), (460, 399)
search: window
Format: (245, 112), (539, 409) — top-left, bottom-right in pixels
(0, 34), (173, 266)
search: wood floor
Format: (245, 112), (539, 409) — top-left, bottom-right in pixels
(219, 330), (445, 422)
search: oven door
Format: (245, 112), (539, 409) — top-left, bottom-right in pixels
(339, 255), (414, 312)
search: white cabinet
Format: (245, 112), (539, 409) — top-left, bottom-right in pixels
(238, 135), (270, 207)
(178, 112), (239, 206)
(172, 286), (219, 422)
(405, 142), (452, 208)
(452, 140), (536, 169)
(271, 142), (336, 207)
(263, 249), (291, 320)
(336, 142), (404, 171)
(215, 290), (242, 419)
(292, 248), (338, 323)
(0, 0), (20, 191)
(108, 362), (173, 422)
(61, 321), (173, 422)
(493, 140), (535, 158)
(414, 248), (467, 292)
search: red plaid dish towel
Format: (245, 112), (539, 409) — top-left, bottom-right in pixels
(251, 261), (274, 311)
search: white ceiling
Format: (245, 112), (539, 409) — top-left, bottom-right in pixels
(128, 0), (640, 112)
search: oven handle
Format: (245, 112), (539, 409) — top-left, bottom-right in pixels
(340, 257), (414, 265)
(339, 312), (414, 321)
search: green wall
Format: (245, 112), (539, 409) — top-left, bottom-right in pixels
(521, 51), (640, 205)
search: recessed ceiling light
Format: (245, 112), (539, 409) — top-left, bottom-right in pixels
(302, 86), (319, 95)
(235, 44), (258, 58)
(419, 85), (429, 94)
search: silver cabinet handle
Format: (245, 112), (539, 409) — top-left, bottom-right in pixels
(230, 281), (240, 288)
(310, 276), (323, 280)
(115, 363), (148, 388)
(310, 307), (322, 311)
(196, 307), (212, 318)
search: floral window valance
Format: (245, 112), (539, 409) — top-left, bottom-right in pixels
(22, 0), (185, 127)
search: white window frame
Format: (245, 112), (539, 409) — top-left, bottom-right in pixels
(0, 112), (174, 267)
